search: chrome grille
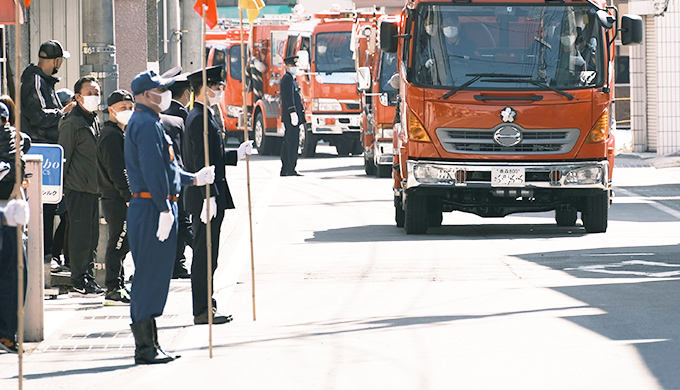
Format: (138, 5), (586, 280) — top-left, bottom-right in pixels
(435, 126), (579, 155)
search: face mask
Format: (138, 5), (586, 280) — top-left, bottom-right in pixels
(424, 24), (434, 36)
(208, 89), (223, 106)
(81, 95), (101, 112)
(443, 26), (459, 40)
(288, 67), (298, 75)
(561, 35), (576, 47)
(150, 90), (172, 112)
(113, 109), (133, 126)
(318, 46), (327, 55)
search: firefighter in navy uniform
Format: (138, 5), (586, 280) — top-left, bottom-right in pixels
(159, 66), (193, 279)
(125, 70), (216, 364)
(280, 55), (305, 176)
(184, 66), (252, 325)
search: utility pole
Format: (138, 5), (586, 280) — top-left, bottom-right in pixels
(160, 0), (182, 71)
(81, 0), (118, 110)
(181, 0), (203, 73)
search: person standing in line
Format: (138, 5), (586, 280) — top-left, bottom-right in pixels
(280, 55), (305, 177)
(160, 67), (192, 279)
(125, 70), (215, 364)
(98, 90), (134, 303)
(184, 66), (252, 325)
(58, 75), (104, 297)
(20, 40), (75, 272)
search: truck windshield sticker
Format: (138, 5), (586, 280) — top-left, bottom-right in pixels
(413, 4), (603, 90)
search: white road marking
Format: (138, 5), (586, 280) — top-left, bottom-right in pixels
(616, 187), (680, 219)
(566, 260), (680, 277)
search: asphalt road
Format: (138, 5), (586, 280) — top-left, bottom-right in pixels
(2, 149), (679, 389)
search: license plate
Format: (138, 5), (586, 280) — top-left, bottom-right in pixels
(491, 168), (525, 187)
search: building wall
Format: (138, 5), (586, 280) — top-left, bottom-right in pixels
(115, 0), (148, 91)
(655, 6), (680, 156)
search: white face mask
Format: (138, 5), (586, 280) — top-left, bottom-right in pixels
(150, 90), (172, 112)
(561, 35), (576, 47)
(288, 66), (298, 75)
(443, 26), (459, 40)
(113, 109), (133, 126)
(81, 95), (101, 113)
(318, 46), (327, 55)
(208, 89), (223, 106)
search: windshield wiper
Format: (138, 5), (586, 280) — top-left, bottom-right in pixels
(442, 73), (534, 99)
(482, 77), (575, 100)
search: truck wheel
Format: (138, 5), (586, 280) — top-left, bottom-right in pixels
(428, 204), (443, 227)
(395, 195), (405, 227)
(336, 140), (351, 156)
(301, 129), (316, 157)
(377, 164), (391, 178)
(555, 206), (578, 227)
(352, 138), (363, 155)
(364, 155), (377, 175)
(582, 193), (608, 233)
(404, 194), (429, 234)
(254, 112), (273, 155)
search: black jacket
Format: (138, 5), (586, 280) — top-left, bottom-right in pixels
(58, 105), (101, 194)
(161, 100), (188, 168)
(0, 125), (31, 200)
(20, 64), (63, 144)
(183, 101), (237, 214)
(97, 121), (131, 201)
(280, 71), (305, 127)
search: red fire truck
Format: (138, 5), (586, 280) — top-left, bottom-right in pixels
(354, 14), (399, 177)
(380, 0), (642, 233)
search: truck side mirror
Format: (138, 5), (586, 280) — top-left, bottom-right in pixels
(380, 22), (398, 53)
(357, 67), (371, 91)
(296, 50), (310, 71)
(621, 15), (643, 45)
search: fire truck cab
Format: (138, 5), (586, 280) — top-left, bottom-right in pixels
(285, 11), (364, 157)
(381, 0), (643, 234)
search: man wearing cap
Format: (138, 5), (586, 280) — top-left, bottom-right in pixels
(126, 70), (215, 364)
(280, 55), (305, 176)
(185, 66), (252, 325)
(20, 39), (75, 274)
(58, 75), (104, 297)
(97, 90), (134, 303)
(160, 67), (192, 279)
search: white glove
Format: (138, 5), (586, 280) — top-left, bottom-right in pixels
(425, 59), (434, 69)
(237, 140), (254, 160)
(290, 112), (299, 126)
(4, 199), (30, 226)
(194, 165), (216, 186)
(200, 197), (217, 224)
(156, 211), (175, 242)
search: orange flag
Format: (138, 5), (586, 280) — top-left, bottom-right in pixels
(193, 0), (218, 28)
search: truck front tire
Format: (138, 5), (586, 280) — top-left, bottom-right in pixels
(404, 194), (429, 234)
(582, 193), (608, 233)
(555, 206), (578, 227)
(254, 112), (274, 155)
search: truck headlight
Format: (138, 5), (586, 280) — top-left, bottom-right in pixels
(312, 98), (342, 112)
(226, 105), (243, 118)
(564, 167), (603, 185)
(413, 164), (454, 185)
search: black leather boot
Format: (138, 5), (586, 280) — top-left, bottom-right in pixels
(151, 318), (180, 360)
(130, 320), (174, 364)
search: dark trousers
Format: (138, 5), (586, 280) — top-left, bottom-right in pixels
(43, 203), (58, 257)
(0, 226), (26, 340)
(101, 198), (129, 291)
(175, 192), (192, 272)
(280, 123), (300, 175)
(191, 207), (225, 316)
(128, 199), (177, 323)
(51, 210), (69, 266)
(64, 190), (99, 287)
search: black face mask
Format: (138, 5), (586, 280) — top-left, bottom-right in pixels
(51, 66), (59, 75)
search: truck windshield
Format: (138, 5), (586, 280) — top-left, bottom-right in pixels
(412, 4), (604, 90)
(315, 32), (355, 73)
(379, 52), (398, 93)
(228, 45), (244, 82)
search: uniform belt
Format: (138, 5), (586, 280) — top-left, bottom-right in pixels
(132, 192), (179, 202)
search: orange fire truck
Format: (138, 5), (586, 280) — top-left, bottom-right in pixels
(380, 0), (642, 234)
(207, 27), (251, 142)
(285, 11), (368, 157)
(354, 14), (399, 177)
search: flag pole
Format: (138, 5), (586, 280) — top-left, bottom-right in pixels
(239, 2), (257, 322)
(200, 4), (214, 359)
(14, 1), (25, 388)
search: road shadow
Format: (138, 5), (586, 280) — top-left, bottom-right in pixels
(8, 362), (135, 380)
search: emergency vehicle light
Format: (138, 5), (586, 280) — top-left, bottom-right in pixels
(586, 111), (609, 143)
(224, 29), (249, 41)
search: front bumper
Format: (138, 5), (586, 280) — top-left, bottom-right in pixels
(374, 140), (394, 166)
(310, 114), (361, 135)
(406, 160), (609, 191)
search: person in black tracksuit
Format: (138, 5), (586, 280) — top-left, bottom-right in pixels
(97, 90), (134, 302)
(160, 67), (193, 279)
(20, 40), (75, 267)
(58, 76), (103, 296)
(280, 55), (305, 177)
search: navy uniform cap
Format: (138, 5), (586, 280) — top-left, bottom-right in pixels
(283, 55), (298, 65)
(187, 66), (226, 86)
(162, 66), (191, 91)
(131, 70), (175, 95)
